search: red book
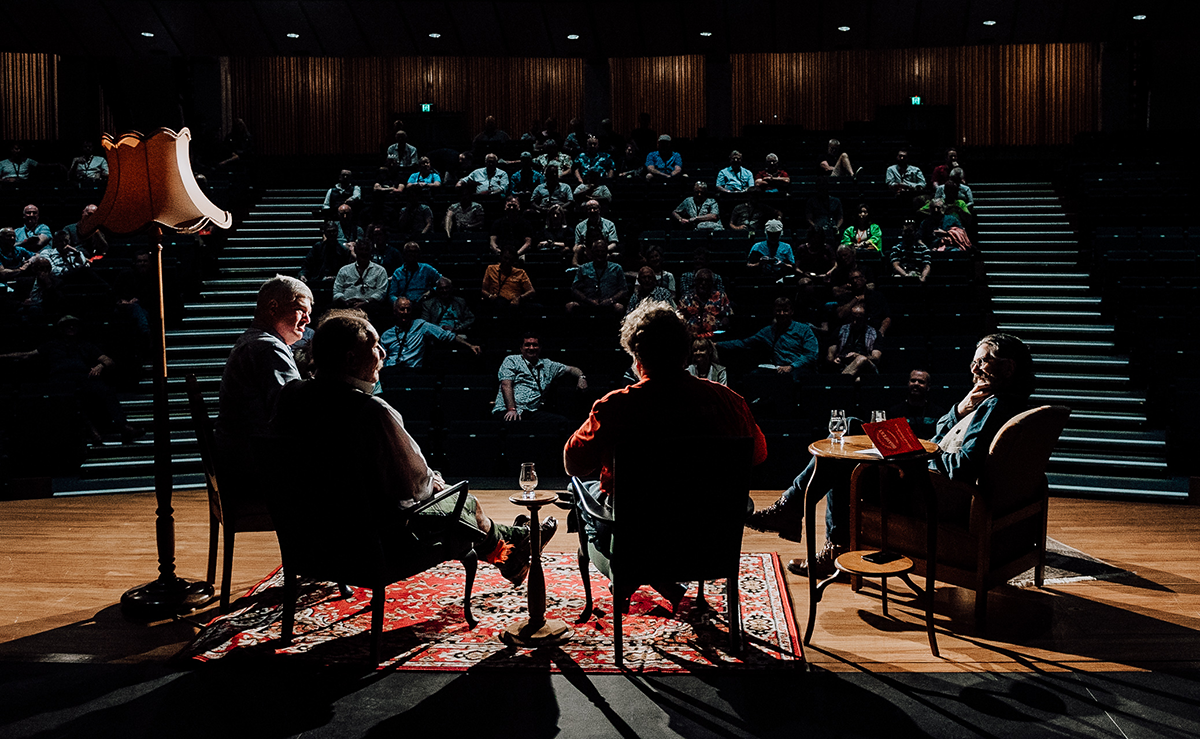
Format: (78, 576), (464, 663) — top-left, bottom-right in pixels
(861, 417), (924, 457)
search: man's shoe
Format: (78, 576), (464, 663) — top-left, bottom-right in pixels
(746, 499), (803, 542)
(787, 541), (847, 579)
(497, 517), (558, 587)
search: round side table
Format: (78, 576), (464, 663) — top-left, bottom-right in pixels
(501, 491), (573, 647)
(834, 550), (914, 618)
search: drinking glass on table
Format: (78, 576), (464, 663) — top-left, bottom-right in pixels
(519, 462), (538, 499)
(828, 410), (848, 444)
(870, 410), (887, 423)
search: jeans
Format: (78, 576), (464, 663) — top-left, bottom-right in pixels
(777, 417), (866, 547)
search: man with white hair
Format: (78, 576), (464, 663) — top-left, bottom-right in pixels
(215, 275), (313, 497)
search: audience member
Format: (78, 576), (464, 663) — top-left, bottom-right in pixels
(748, 334), (1034, 576)
(755, 153), (791, 192)
(494, 332), (587, 423)
(68, 140), (108, 185)
(419, 278), (475, 333)
(388, 242), (442, 303)
(686, 335), (728, 385)
(324, 169), (361, 212)
(217, 118), (254, 171)
(835, 269), (892, 336)
(567, 239), (628, 316)
(678, 268), (731, 337)
(826, 305), (882, 376)
(679, 247), (725, 300)
(534, 117), (561, 151)
(672, 181), (723, 231)
(0, 227), (35, 280)
(616, 141), (643, 179)
(333, 239), (389, 305)
(627, 266), (677, 314)
(460, 153), (509, 195)
(62, 205), (108, 260)
(829, 245), (863, 299)
(531, 166), (573, 213)
(537, 205), (573, 253)
(15, 204), (51, 251)
(444, 184), (486, 236)
(840, 203), (883, 253)
(930, 148), (960, 187)
(473, 115), (510, 151)
(300, 222), (350, 285)
(573, 135), (615, 183)
(643, 245), (676, 293)
(335, 203), (364, 245)
(571, 200), (619, 264)
(482, 245), (535, 311)
(387, 130), (418, 171)
(919, 199), (964, 251)
(394, 187), (434, 238)
(363, 223), (403, 275)
(747, 219), (795, 277)
(935, 167), (973, 208)
(0, 143), (38, 182)
(805, 177), (843, 245)
(446, 151), (475, 185)
(717, 297), (819, 379)
(716, 151), (754, 194)
(39, 230), (89, 277)
(887, 369), (942, 439)
(573, 168), (613, 207)
(729, 188), (778, 235)
(489, 196), (533, 256)
(381, 297), (479, 370)
(645, 135), (683, 182)
(794, 229), (837, 288)
(534, 140), (573, 180)
(507, 151), (544, 200)
(885, 148), (926, 195)
(890, 218), (932, 281)
(819, 138), (856, 177)
(563, 118), (588, 155)
(630, 112), (657, 156)
(597, 118), (623, 154)
(406, 156), (441, 189)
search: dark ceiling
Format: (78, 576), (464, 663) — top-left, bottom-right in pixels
(0, 1), (1172, 58)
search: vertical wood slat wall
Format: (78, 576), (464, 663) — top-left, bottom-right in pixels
(1, 53), (58, 141)
(229, 57), (584, 156)
(731, 44), (1098, 146)
(608, 56), (706, 143)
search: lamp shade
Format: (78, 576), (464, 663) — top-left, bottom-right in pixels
(81, 127), (232, 237)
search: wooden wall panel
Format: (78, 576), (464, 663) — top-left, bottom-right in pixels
(731, 44), (1098, 146)
(609, 56), (705, 143)
(1, 53), (58, 141)
(229, 57), (583, 156)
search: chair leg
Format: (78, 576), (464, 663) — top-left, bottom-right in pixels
(881, 576), (889, 617)
(281, 569), (297, 645)
(576, 546), (594, 624)
(974, 586), (988, 627)
(370, 584), (386, 665)
(206, 514), (219, 585)
(613, 582), (623, 667)
(727, 574), (741, 654)
(462, 549), (479, 628)
(220, 528), (235, 612)
(696, 580), (706, 609)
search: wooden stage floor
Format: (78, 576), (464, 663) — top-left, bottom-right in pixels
(1, 488), (1198, 673)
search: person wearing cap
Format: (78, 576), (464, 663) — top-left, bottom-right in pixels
(645, 135), (682, 181)
(747, 219), (795, 277)
(507, 151), (544, 199)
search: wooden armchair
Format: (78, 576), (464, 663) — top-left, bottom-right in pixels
(569, 436), (755, 665)
(849, 405), (1070, 624)
(185, 374), (274, 611)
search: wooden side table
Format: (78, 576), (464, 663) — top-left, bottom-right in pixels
(501, 490), (573, 647)
(801, 435), (941, 656)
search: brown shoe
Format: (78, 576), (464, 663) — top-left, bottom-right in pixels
(746, 498), (803, 542)
(787, 541), (847, 578)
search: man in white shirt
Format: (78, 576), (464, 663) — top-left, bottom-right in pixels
(333, 239), (389, 305)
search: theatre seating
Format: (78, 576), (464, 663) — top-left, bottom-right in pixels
(848, 405), (1070, 625)
(569, 436), (754, 665)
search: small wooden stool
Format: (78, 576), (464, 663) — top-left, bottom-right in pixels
(834, 550), (914, 618)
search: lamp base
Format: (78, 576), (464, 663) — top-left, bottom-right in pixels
(121, 577), (216, 620)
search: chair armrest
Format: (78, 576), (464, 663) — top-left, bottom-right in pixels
(570, 477), (614, 524)
(404, 480), (470, 518)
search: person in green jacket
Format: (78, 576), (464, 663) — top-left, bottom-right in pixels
(840, 203), (883, 253)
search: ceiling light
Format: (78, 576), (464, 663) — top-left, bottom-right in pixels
(838, 26), (850, 32)
(428, 33), (441, 39)
(567, 34), (579, 40)
(286, 33), (300, 39)
(982, 20), (997, 26)
(699, 31), (712, 37)
(141, 32), (155, 38)
(1132, 14), (1147, 20)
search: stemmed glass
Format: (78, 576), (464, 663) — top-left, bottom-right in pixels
(870, 410), (887, 424)
(828, 409), (848, 444)
(519, 462), (538, 500)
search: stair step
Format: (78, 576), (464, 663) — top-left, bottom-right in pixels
(996, 323), (1113, 334)
(1046, 473), (1189, 500)
(1049, 453), (1167, 471)
(1031, 390), (1143, 406)
(994, 310), (1101, 318)
(1037, 372), (1130, 383)
(1032, 354), (1129, 367)
(993, 296), (1100, 305)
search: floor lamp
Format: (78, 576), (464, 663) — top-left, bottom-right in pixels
(80, 128), (233, 618)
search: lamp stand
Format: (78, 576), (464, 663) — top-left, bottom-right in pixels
(121, 226), (215, 618)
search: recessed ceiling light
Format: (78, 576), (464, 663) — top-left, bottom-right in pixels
(567, 34), (580, 40)
(838, 26), (850, 32)
(982, 20), (997, 26)
(1132, 14), (1147, 20)
(428, 33), (441, 39)
(141, 32), (155, 38)
(699, 31), (712, 37)
(286, 33), (300, 39)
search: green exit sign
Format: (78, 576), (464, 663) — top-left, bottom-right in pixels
(911, 96), (921, 105)
(421, 103), (432, 112)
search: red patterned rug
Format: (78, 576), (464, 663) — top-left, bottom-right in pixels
(182, 551), (803, 672)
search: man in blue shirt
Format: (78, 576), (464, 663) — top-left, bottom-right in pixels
(566, 239), (628, 316)
(380, 297), (480, 370)
(460, 153), (509, 195)
(15, 204), (52, 252)
(0, 227), (35, 280)
(747, 219), (795, 277)
(717, 297), (819, 379)
(716, 151), (754, 194)
(645, 135), (682, 181)
(388, 242), (442, 302)
(573, 136), (615, 183)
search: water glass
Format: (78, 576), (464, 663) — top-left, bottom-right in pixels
(519, 462), (538, 499)
(828, 410), (848, 444)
